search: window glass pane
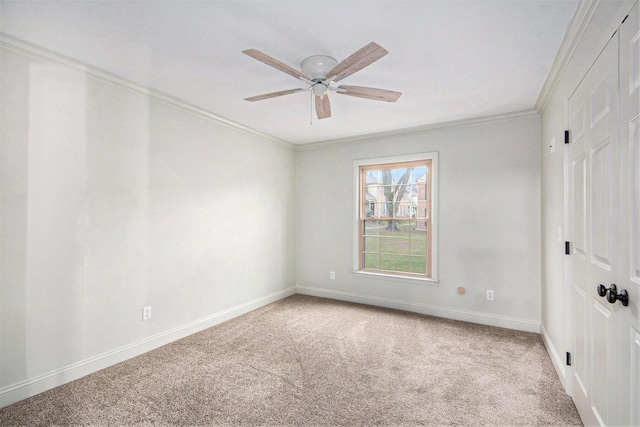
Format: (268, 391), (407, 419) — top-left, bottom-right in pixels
(365, 170), (377, 179)
(410, 227), (427, 256)
(376, 202), (388, 218)
(363, 220), (380, 236)
(383, 235), (410, 255)
(378, 236), (392, 253)
(393, 255), (411, 273)
(364, 253), (378, 269)
(378, 254), (394, 271)
(364, 201), (374, 218)
(416, 183), (426, 200)
(393, 168), (410, 184)
(396, 201), (412, 219)
(409, 256), (427, 274)
(395, 221), (412, 233)
(415, 184), (427, 218)
(363, 236), (378, 252)
(412, 167), (427, 182)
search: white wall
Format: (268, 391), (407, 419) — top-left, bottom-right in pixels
(538, 0), (632, 390)
(0, 40), (296, 406)
(296, 114), (542, 332)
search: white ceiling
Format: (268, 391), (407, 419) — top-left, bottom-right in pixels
(1, 0), (579, 145)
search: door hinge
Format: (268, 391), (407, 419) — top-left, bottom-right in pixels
(564, 130), (570, 144)
(565, 241), (571, 255)
(566, 352), (572, 366)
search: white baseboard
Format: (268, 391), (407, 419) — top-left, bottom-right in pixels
(540, 322), (568, 391)
(0, 286), (295, 409)
(296, 285), (540, 333)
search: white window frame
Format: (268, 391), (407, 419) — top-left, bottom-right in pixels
(352, 152), (438, 285)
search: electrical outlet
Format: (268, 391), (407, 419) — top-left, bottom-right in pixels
(486, 290), (494, 301)
(330, 271), (336, 280)
(142, 306), (152, 321)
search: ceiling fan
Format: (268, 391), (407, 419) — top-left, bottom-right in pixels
(242, 42), (402, 120)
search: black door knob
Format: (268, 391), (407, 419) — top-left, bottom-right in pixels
(602, 284), (629, 306)
(597, 284), (609, 297)
(606, 284), (618, 303)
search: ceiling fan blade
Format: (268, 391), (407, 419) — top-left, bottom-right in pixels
(336, 85), (402, 102)
(326, 42), (388, 83)
(315, 95), (331, 120)
(244, 88), (306, 102)
(242, 49), (309, 81)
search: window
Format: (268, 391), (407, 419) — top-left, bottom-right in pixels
(353, 153), (437, 282)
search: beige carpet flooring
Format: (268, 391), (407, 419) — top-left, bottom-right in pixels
(0, 294), (582, 426)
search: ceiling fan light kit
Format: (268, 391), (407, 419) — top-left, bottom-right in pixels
(242, 42), (402, 121)
(312, 83), (328, 97)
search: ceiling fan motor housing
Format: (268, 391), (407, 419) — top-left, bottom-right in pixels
(301, 55), (338, 82)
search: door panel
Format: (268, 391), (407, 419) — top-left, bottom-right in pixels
(620, 4), (640, 425)
(573, 154), (588, 256)
(573, 103), (588, 141)
(631, 328), (640, 426)
(574, 286), (588, 396)
(569, 34), (619, 427)
(591, 301), (612, 425)
(631, 119), (640, 281)
(591, 74), (612, 126)
(591, 138), (612, 268)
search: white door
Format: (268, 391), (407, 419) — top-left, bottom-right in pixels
(569, 35), (620, 426)
(618, 3), (640, 425)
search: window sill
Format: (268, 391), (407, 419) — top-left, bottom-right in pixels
(351, 270), (439, 286)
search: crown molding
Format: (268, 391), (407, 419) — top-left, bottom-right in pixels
(0, 33), (295, 150)
(295, 109), (540, 152)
